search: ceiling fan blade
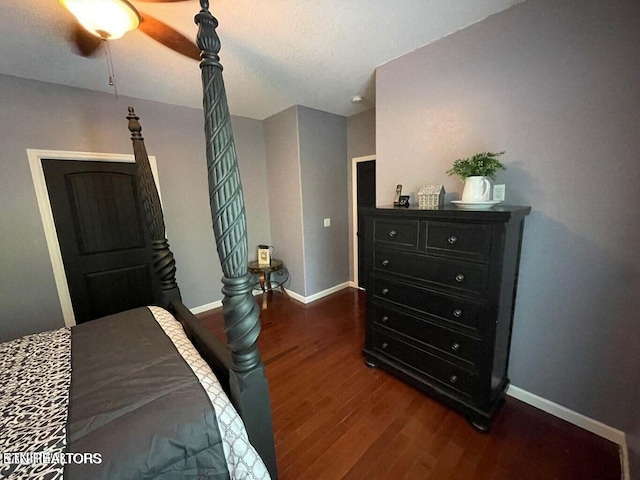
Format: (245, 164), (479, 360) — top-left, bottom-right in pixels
(139, 13), (200, 61)
(70, 24), (104, 57)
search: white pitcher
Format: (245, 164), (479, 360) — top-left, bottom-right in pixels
(461, 176), (491, 202)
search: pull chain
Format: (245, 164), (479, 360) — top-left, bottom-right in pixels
(104, 40), (119, 99)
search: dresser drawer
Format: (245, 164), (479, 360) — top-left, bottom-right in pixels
(374, 249), (488, 296)
(372, 303), (482, 367)
(373, 218), (419, 250)
(371, 329), (478, 396)
(425, 221), (492, 262)
(371, 276), (485, 333)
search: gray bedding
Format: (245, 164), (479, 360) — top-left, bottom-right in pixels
(66, 307), (230, 479)
(0, 307), (268, 480)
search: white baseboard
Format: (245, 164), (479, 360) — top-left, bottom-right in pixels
(284, 289), (305, 304)
(507, 385), (625, 444)
(189, 290), (264, 315)
(286, 282), (352, 304)
(190, 282), (355, 314)
(507, 385), (629, 480)
(189, 301), (223, 315)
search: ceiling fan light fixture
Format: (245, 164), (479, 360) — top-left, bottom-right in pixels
(59, 0), (141, 40)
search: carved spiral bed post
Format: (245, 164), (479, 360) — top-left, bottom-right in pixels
(195, 2), (277, 478)
(127, 107), (181, 308)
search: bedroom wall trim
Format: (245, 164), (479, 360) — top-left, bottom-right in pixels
(193, 281), (352, 312)
(287, 282), (352, 304)
(27, 149), (160, 328)
(190, 301), (223, 315)
(190, 290), (263, 315)
(507, 385), (629, 479)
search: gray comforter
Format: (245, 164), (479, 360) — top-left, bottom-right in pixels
(0, 306), (268, 480)
(66, 307), (230, 479)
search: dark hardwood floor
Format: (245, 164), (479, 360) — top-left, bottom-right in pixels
(199, 288), (621, 480)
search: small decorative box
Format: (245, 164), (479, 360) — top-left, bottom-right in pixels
(418, 184), (445, 209)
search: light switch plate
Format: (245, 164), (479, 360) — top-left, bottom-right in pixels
(324, 218), (331, 227)
(493, 184), (505, 202)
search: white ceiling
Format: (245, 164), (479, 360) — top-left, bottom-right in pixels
(0, 0), (522, 120)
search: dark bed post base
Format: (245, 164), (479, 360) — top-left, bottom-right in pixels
(222, 274), (277, 477)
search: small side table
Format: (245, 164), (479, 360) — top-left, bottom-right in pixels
(248, 259), (289, 310)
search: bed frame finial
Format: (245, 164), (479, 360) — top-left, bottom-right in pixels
(127, 106), (181, 308)
(194, 6), (278, 478)
(195, 1), (221, 68)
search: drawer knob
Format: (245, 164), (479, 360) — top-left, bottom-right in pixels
(388, 229), (397, 237)
(453, 309), (463, 318)
(451, 342), (460, 352)
(381, 259), (390, 267)
(448, 235), (458, 244)
(382, 342), (389, 350)
(381, 315), (389, 323)
(449, 375), (458, 384)
(455, 273), (465, 283)
(381, 288), (389, 295)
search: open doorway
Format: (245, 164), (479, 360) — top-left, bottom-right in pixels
(351, 155), (376, 289)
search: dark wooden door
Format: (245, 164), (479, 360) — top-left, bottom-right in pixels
(43, 159), (158, 324)
(356, 160), (376, 288)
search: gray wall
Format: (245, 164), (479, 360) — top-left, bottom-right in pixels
(264, 106), (350, 298)
(346, 109), (376, 281)
(376, 0), (640, 440)
(0, 74), (270, 341)
(232, 116), (272, 265)
(298, 106), (349, 295)
(347, 109), (376, 162)
(264, 107), (306, 295)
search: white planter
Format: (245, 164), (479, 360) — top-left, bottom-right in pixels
(461, 176), (491, 202)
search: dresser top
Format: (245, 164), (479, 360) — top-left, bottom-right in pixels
(360, 205), (531, 223)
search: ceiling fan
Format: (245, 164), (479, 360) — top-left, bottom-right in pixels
(59, 0), (200, 61)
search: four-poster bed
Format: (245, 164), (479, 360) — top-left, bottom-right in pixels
(0, 1), (277, 478)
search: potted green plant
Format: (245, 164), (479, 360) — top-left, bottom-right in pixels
(446, 151), (506, 203)
(446, 151), (506, 180)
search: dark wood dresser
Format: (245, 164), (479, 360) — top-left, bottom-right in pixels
(361, 205), (530, 430)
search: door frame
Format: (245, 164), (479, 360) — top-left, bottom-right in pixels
(27, 149), (160, 328)
(350, 154), (376, 289)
